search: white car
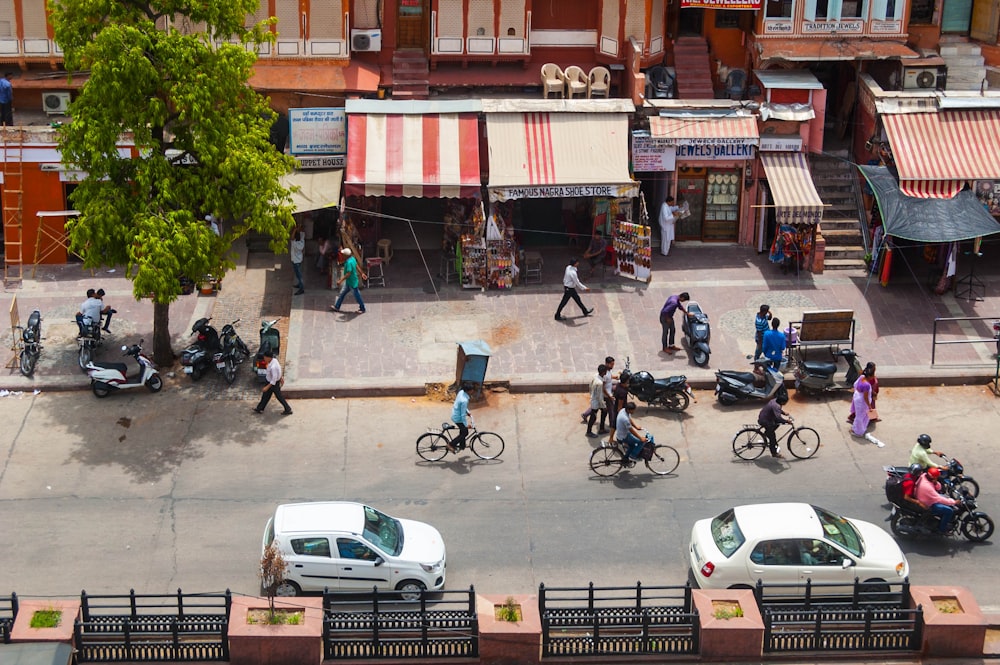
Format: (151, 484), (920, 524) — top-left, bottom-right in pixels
(688, 503), (909, 591)
(262, 502), (446, 599)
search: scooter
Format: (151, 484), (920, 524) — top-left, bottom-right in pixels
(219, 320), (252, 385)
(884, 454), (980, 498)
(793, 348), (863, 395)
(18, 309), (42, 377)
(180, 318), (222, 380)
(715, 358), (788, 405)
(255, 319), (280, 381)
(681, 301), (711, 367)
(86, 341), (163, 398)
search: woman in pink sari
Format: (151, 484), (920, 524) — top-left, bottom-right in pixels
(850, 366), (875, 437)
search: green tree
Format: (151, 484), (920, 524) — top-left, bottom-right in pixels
(48, 0), (296, 365)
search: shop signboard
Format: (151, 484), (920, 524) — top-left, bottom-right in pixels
(632, 132), (677, 172)
(681, 0), (761, 8)
(489, 182), (640, 202)
(289, 108), (347, 156)
(759, 136), (804, 151)
(296, 155), (347, 169)
(675, 144), (756, 160)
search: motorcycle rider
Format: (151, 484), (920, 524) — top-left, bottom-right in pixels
(75, 288), (103, 336)
(913, 466), (959, 533)
(758, 392), (792, 458)
(909, 434), (947, 471)
(615, 401), (645, 461)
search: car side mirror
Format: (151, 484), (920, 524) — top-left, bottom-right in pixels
(841, 558), (853, 569)
(373, 556), (384, 566)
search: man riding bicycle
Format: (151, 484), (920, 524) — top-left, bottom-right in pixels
(615, 401), (646, 462)
(758, 393), (792, 459)
(448, 382), (473, 454)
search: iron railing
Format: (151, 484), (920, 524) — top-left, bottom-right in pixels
(0, 592), (17, 644)
(322, 587), (478, 660)
(764, 604), (923, 652)
(539, 582), (699, 657)
(754, 576), (911, 610)
(74, 589), (230, 662)
(931, 316), (1000, 367)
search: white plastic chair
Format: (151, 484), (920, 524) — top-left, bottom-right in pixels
(541, 63), (564, 99)
(589, 66), (611, 98)
(563, 66), (588, 99)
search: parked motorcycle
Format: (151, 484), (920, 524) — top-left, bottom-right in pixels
(255, 319), (280, 381)
(887, 483), (994, 543)
(627, 370), (693, 412)
(76, 318), (104, 372)
(793, 348), (863, 395)
(884, 454), (979, 498)
(219, 320), (251, 385)
(180, 318), (222, 381)
(18, 309), (42, 377)
(681, 301), (711, 367)
(715, 358), (788, 405)
(86, 341), (162, 398)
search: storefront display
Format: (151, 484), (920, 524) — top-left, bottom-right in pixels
(459, 202), (521, 290)
(613, 221), (652, 282)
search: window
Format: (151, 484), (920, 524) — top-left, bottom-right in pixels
(765, 0), (794, 18)
(362, 505), (403, 555)
(710, 509), (746, 557)
(798, 539), (843, 565)
(812, 506), (863, 557)
(336, 538), (379, 560)
(804, 0), (868, 20)
(290, 537), (332, 557)
(909, 0), (933, 23)
(872, 0), (904, 21)
(715, 10), (741, 28)
(749, 540), (800, 566)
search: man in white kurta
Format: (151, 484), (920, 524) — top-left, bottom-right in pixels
(659, 196), (680, 256)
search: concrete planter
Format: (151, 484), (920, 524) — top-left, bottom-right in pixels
(910, 585), (986, 657)
(691, 589), (763, 661)
(228, 595), (323, 665)
(9, 598), (80, 644)
(477, 593), (540, 665)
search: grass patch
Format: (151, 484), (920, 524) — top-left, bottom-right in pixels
(494, 596), (522, 622)
(30, 609), (62, 628)
(247, 609), (304, 625)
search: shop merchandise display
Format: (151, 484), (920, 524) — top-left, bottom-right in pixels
(614, 221), (652, 283)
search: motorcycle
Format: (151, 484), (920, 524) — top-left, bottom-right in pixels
(219, 320), (251, 385)
(86, 341), (163, 398)
(793, 348), (863, 395)
(884, 454), (980, 498)
(715, 358), (788, 405)
(255, 319), (280, 381)
(76, 318), (104, 372)
(681, 301), (711, 367)
(180, 318), (222, 381)
(18, 309), (42, 377)
(627, 370), (694, 412)
(887, 484), (994, 543)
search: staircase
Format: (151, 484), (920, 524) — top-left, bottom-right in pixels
(809, 152), (867, 271)
(391, 49), (429, 99)
(672, 37), (716, 99)
(940, 37), (988, 91)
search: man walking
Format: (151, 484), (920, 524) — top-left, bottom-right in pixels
(253, 350), (292, 415)
(555, 258), (593, 321)
(330, 248), (366, 314)
(290, 225), (305, 295)
(659, 292), (689, 353)
(585, 365), (608, 438)
(0, 73), (13, 127)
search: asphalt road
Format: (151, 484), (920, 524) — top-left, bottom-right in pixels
(2, 379), (999, 609)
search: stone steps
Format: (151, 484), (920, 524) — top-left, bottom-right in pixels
(392, 50), (429, 99)
(810, 153), (867, 270)
(673, 37), (716, 99)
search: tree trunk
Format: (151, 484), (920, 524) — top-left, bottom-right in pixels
(152, 302), (174, 367)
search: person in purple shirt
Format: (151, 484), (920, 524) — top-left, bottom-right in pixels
(660, 292), (689, 353)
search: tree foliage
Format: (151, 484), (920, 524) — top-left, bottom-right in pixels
(49, 0), (296, 363)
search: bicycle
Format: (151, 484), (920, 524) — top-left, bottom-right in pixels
(731, 418), (820, 460)
(416, 419), (505, 461)
(589, 433), (680, 477)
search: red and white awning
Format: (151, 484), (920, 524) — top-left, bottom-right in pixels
(345, 113), (481, 198)
(882, 111), (1000, 198)
(760, 152), (824, 224)
(649, 115), (759, 145)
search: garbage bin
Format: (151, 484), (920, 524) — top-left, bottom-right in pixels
(456, 340), (492, 391)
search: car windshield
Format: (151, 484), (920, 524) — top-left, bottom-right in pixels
(361, 505), (404, 556)
(812, 505), (864, 557)
(711, 508), (745, 557)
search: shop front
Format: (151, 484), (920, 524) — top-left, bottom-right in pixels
(648, 114), (759, 243)
(483, 102), (645, 283)
(759, 151), (824, 273)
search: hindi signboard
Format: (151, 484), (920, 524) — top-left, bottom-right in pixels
(289, 108), (347, 156)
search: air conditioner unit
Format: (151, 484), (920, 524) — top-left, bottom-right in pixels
(43, 91), (71, 114)
(351, 29), (382, 52)
(903, 67), (940, 90)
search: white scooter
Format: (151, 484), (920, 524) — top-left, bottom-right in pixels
(86, 341), (163, 398)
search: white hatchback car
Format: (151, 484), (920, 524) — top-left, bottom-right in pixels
(262, 502), (446, 599)
(689, 503), (909, 591)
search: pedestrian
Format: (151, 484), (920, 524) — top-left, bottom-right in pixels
(762, 317), (786, 369)
(0, 73), (13, 127)
(658, 196), (680, 256)
(659, 292), (689, 353)
(253, 350), (292, 415)
(848, 361), (879, 424)
(753, 304), (771, 360)
(205, 214), (221, 236)
(586, 365), (608, 437)
(757, 393), (792, 458)
(600, 356), (616, 434)
(612, 370), (631, 425)
(330, 248), (366, 314)
(850, 365), (875, 438)
(448, 382), (472, 453)
(554, 258), (593, 321)
(290, 225), (305, 295)
(582, 232), (608, 277)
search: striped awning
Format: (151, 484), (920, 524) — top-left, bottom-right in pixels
(882, 111), (1000, 198)
(344, 113), (481, 198)
(280, 170), (343, 214)
(760, 152), (824, 224)
(485, 112), (638, 201)
(649, 116), (759, 145)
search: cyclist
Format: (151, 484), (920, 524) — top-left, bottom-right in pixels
(758, 393), (792, 459)
(615, 401), (646, 462)
(448, 382), (473, 454)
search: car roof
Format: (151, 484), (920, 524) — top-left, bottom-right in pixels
(732, 503), (823, 540)
(274, 501), (365, 535)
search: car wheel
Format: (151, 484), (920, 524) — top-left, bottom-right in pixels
(727, 584), (754, 590)
(275, 580), (301, 597)
(860, 579), (891, 602)
(396, 580), (426, 601)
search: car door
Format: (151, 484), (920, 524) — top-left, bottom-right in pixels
(286, 537), (339, 591)
(335, 537), (393, 592)
(746, 539), (802, 585)
(796, 538), (856, 587)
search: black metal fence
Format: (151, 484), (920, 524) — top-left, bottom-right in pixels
(322, 587), (478, 660)
(539, 582), (699, 658)
(74, 589), (230, 662)
(0, 592), (16, 644)
(754, 576), (911, 610)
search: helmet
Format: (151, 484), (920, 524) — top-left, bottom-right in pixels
(926, 467), (941, 480)
(917, 434), (932, 449)
(908, 464), (923, 478)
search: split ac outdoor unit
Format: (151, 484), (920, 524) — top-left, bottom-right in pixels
(903, 67), (940, 90)
(43, 91), (71, 114)
(351, 29), (382, 52)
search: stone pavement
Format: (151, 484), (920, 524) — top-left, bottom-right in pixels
(3, 241), (1000, 395)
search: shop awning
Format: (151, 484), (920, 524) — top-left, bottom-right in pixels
(756, 38), (919, 62)
(280, 170), (343, 213)
(249, 61), (380, 93)
(760, 152), (824, 224)
(649, 115), (759, 145)
(344, 113), (481, 198)
(882, 110), (1000, 198)
(485, 112), (638, 201)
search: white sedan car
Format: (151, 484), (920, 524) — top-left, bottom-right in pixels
(689, 503), (909, 590)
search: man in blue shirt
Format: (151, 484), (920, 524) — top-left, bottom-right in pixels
(0, 73), (13, 126)
(762, 317), (786, 369)
(448, 382), (473, 453)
